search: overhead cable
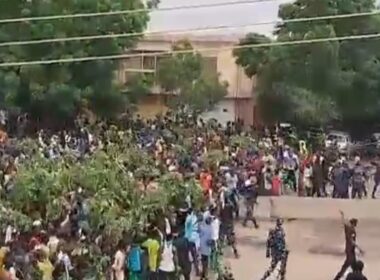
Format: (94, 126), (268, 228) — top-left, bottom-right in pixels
(0, 0), (276, 24)
(0, 32), (379, 67)
(0, 10), (379, 47)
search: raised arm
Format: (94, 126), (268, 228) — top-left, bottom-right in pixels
(339, 210), (347, 226)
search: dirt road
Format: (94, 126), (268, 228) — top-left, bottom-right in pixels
(227, 220), (380, 280)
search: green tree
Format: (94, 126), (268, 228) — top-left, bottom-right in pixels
(0, 0), (156, 125)
(234, 0), (380, 127)
(122, 72), (154, 104)
(157, 40), (228, 114)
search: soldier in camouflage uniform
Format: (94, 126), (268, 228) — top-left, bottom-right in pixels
(261, 219), (289, 280)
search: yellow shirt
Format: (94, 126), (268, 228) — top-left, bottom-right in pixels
(0, 246), (9, 261)
(0, 247), (9, 271)
(38, 259), (54, 280)
(142, 238), (160, 272)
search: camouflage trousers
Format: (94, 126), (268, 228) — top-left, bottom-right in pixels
(261, 250), (289, 280)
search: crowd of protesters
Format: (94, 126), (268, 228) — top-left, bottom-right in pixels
(0, 111), (251, 280)
(0, 109), (376, 280)
(2, 110), (379, 202)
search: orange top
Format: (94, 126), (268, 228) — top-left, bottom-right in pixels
(200, 172), (212, 192)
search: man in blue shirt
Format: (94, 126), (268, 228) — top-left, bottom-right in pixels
(128, 238), (143, 280)
(184, 208), (200, 276)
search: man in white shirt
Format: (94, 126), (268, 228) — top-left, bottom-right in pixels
(158, 234), (176, 279)
(225, 172), (238, 191)
(206, 207), (220, 246)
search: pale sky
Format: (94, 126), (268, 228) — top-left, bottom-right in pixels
(148, 0), (291, 37)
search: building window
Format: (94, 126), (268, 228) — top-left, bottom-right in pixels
(124, 70), (155, 83)
(123, 57), (143, 70)
(142, 56), (156, 71)
(121, 51), (165, 84)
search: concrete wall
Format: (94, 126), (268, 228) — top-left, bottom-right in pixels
(255, 197), (380, 221)
(215, 49), (253, 99)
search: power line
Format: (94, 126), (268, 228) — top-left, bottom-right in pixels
(0, 9), (379, 48)
(0, 23), (257, 47)
(0, 0), (275, 24)
(0, 32), (379, 68)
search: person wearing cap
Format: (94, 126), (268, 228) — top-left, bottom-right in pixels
(261, 218), (288, 280)
(334, 211), (365, 280)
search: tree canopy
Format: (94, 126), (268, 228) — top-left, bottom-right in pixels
(234, 0), (380, 127)
(0, 0), (155, 125)
(157, 40), (228, 114)
(122, 73), (154, 106)
(1, 132), (203, 279)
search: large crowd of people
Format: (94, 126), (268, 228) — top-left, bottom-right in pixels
(0, 111), (375, 280)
